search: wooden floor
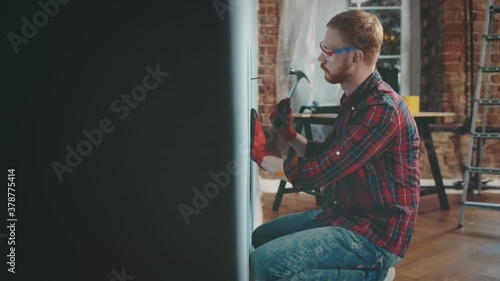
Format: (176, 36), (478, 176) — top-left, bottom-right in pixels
(261, 191), (500, 281)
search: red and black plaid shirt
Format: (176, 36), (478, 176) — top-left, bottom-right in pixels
(283, 70), (420, 257)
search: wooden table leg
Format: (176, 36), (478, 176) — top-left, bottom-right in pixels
(302, 120), (323, 206)
(272, 180), (287, 211)
(417, 119), (450, 210)
(272, 120), (303, 211)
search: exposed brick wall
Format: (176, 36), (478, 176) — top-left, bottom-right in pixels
(258, 0), (280, 126)
(421, 0), (446, 115)
(420, 0), (500, 180)
(469, 0), (500, 178)
(257, 0), (281, 179)
(441, 0), (468, 125)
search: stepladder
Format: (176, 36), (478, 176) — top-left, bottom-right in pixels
(458, 0), (500, 227)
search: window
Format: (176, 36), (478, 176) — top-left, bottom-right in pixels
(349, 0), (420, 96)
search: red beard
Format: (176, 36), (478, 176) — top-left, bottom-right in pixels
(321, 61), (349, 84)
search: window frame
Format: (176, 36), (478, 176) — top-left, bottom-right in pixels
(349, 0), (420, 96)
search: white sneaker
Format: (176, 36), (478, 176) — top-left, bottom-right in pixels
(383, 267), (395, 281)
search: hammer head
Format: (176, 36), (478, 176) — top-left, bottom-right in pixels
(288, 69), (310, 84)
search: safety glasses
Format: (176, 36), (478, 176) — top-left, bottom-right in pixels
(319, 41), (359, 62)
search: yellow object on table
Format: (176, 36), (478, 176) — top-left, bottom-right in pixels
(403, 96), (420, 113)
(274, 171), (285, 177)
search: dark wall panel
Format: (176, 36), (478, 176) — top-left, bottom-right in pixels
(3, 1), (236, 280)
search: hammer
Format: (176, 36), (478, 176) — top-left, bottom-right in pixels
(271, 69), (310, 130)
(287, 69), (310, 98)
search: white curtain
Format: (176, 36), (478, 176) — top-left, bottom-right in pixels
(276, 0), (348, 141)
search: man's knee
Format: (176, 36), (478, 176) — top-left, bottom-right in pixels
(250, 246), (293, 281)
(251, 225), (266, 249)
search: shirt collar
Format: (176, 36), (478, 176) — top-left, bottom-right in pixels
(340, 70), (382, 108)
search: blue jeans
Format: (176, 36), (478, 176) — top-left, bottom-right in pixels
(250, 209), (402, 281)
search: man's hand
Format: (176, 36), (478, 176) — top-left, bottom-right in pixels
(251, 108), (270, 167)
(270, 98), (297, 141)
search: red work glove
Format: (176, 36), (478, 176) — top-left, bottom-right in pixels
(250, 108), (270, 167)
(270, 98), (297, 141)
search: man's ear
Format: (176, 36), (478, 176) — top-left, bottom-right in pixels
(352, 50), (364, 63)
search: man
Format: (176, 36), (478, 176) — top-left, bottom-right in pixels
(250, 10), (420, 281)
